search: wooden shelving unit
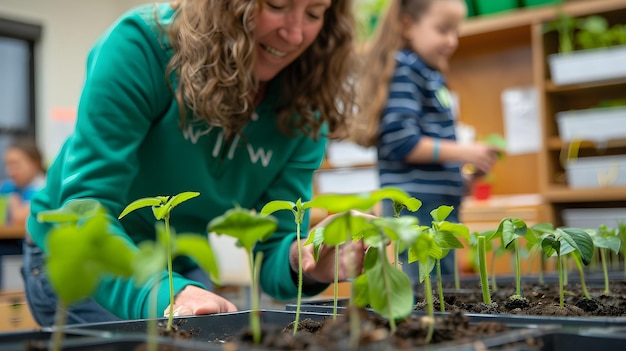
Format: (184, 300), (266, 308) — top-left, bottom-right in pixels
(447, 0), (626, 225)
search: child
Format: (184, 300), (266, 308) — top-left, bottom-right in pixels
(352, 0), (499, 287)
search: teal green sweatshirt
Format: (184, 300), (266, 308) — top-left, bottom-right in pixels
(27, 4), (328, 319)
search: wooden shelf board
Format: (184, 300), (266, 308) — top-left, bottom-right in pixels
(544, 185), (626, 202)
(461, 0), (626, 38)
(547, 137), (626, 151)
(545, 77), (626, 93)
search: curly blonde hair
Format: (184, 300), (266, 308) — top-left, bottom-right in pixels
(165, 0), (357, 140)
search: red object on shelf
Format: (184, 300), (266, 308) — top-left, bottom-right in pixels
(474, 182), (492, 200)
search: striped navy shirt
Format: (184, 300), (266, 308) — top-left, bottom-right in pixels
(378, 49), (463, 208)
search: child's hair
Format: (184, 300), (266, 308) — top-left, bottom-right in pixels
(351, 0), (436, 147)
(165, 0), (358, 141)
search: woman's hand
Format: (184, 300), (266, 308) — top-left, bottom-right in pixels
(163, 285), (238, 317)
(289, 211), (375, 284)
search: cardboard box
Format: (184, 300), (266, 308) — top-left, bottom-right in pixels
(0, 291), (39, 332)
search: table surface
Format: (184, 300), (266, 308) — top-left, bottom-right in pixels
(0, 226), (25, 240)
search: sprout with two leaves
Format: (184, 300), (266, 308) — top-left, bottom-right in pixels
(207, 207), (277, 345)
(118, 192), (220, 334)
(540, 227), (594, 307)
(410, 205), (469, 313)
(487, 218), (528, 306)
(589, 224), (621, 295)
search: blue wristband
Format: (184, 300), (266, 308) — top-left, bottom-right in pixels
(432, 139), (440, 163)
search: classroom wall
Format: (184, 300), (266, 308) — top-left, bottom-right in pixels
(0, 0), (160, 162)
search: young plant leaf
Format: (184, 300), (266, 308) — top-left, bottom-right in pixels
(207, 207), (278, 250)
(38, 199), (105, 224)
(322, 213), (370, 246)
(176, 235), (221, 285)
(260, 200), (296, 216)
(118, 198), (163, 219)
(365, 257), (413, 319)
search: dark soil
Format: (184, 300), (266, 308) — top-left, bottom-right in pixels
(414, 280), (626, 317)
(219, 307), (515, 351)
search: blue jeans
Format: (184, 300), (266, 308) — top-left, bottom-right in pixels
(22, 240), (214, 327)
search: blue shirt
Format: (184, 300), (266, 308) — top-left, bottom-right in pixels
(377, 49), (463, 209)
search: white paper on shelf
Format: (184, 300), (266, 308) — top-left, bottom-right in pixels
(501, 87), (542, 155)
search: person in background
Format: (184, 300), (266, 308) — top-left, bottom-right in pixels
(351, 0), (498, 289)
(0, 137), (46, 288)
(22, 0), (364, 327)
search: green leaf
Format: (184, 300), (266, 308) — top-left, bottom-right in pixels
(498, 218), (527, 248)
(260, 200), (296, 216)
(352, 273), (371, 308)
(371, 188), (422, 212)
(370, 216), (418, 243)
(541, 235), (560, 258)
(430, 205), (454, 222)
(322, 213), (369, 246)
(366, 259), (413, 319)
(177, 235), (221, 286)
(561, 228), (594, 265)
(418, 257), (436, 283)
(363, 246), (379, 270)
(118, 197), (163, 219)
(593, 235), (621, 254)
(438, 222), (470, 241)
(166, 191), (200, 210)
(38, 199), (105, 224)
(408, 231), (435, 263)
(132, 241), (167, 285)
(304, 227), (325, 261)
(307, 193), (379, 213)
(208, 208), (278, 251)
(95, 235), (135, 277)
(434, 230), (464, 249)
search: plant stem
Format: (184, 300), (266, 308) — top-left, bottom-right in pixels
(147, 281), (158, 351)
(250, 251), (263, 344)
(423, 270), (434, 343)
(165, 218), (175, 331)
(490, 249), (498, 292)
(601, 248), (610, 295)
(394, 242), (400, 270)
(538, 254), (544, 285)
(51, 300), (67, 351)
(514, 239), (522, 296)
(477, 236), (491, 304)
(563, 256), (569, 285)
(381, 243), (397, 333)
(573, 255), (591, 299)
(293, 220), (303, 335)
(436, 259), (445, 312)
(453, 251), (460, 290)
(333, 245), (339, 320)
(558, 253), (564, 308)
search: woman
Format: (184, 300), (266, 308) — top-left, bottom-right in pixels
(23, 0), (361, 327)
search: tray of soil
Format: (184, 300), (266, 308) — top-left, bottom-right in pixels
(57, 308), (549, 351)
(0, 334), (215, 351)
(288, 280), (626, 328)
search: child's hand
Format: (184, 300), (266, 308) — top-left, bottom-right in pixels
(463, 143), (500, 175)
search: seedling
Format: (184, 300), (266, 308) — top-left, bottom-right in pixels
(417, 206), (469, 312)
(469, 230), (495, 304)
(540, 227), (594, 307)
(38, 199), (135, 351)
(356, 215), (418, 333)
(207, 207), (277, 345)
(305, 188), (419, 348)
(118, 192), (219, 331)
(590, 225), (621, 294)
(488, 218), (528, 300)
(260, 198), (310, 335)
